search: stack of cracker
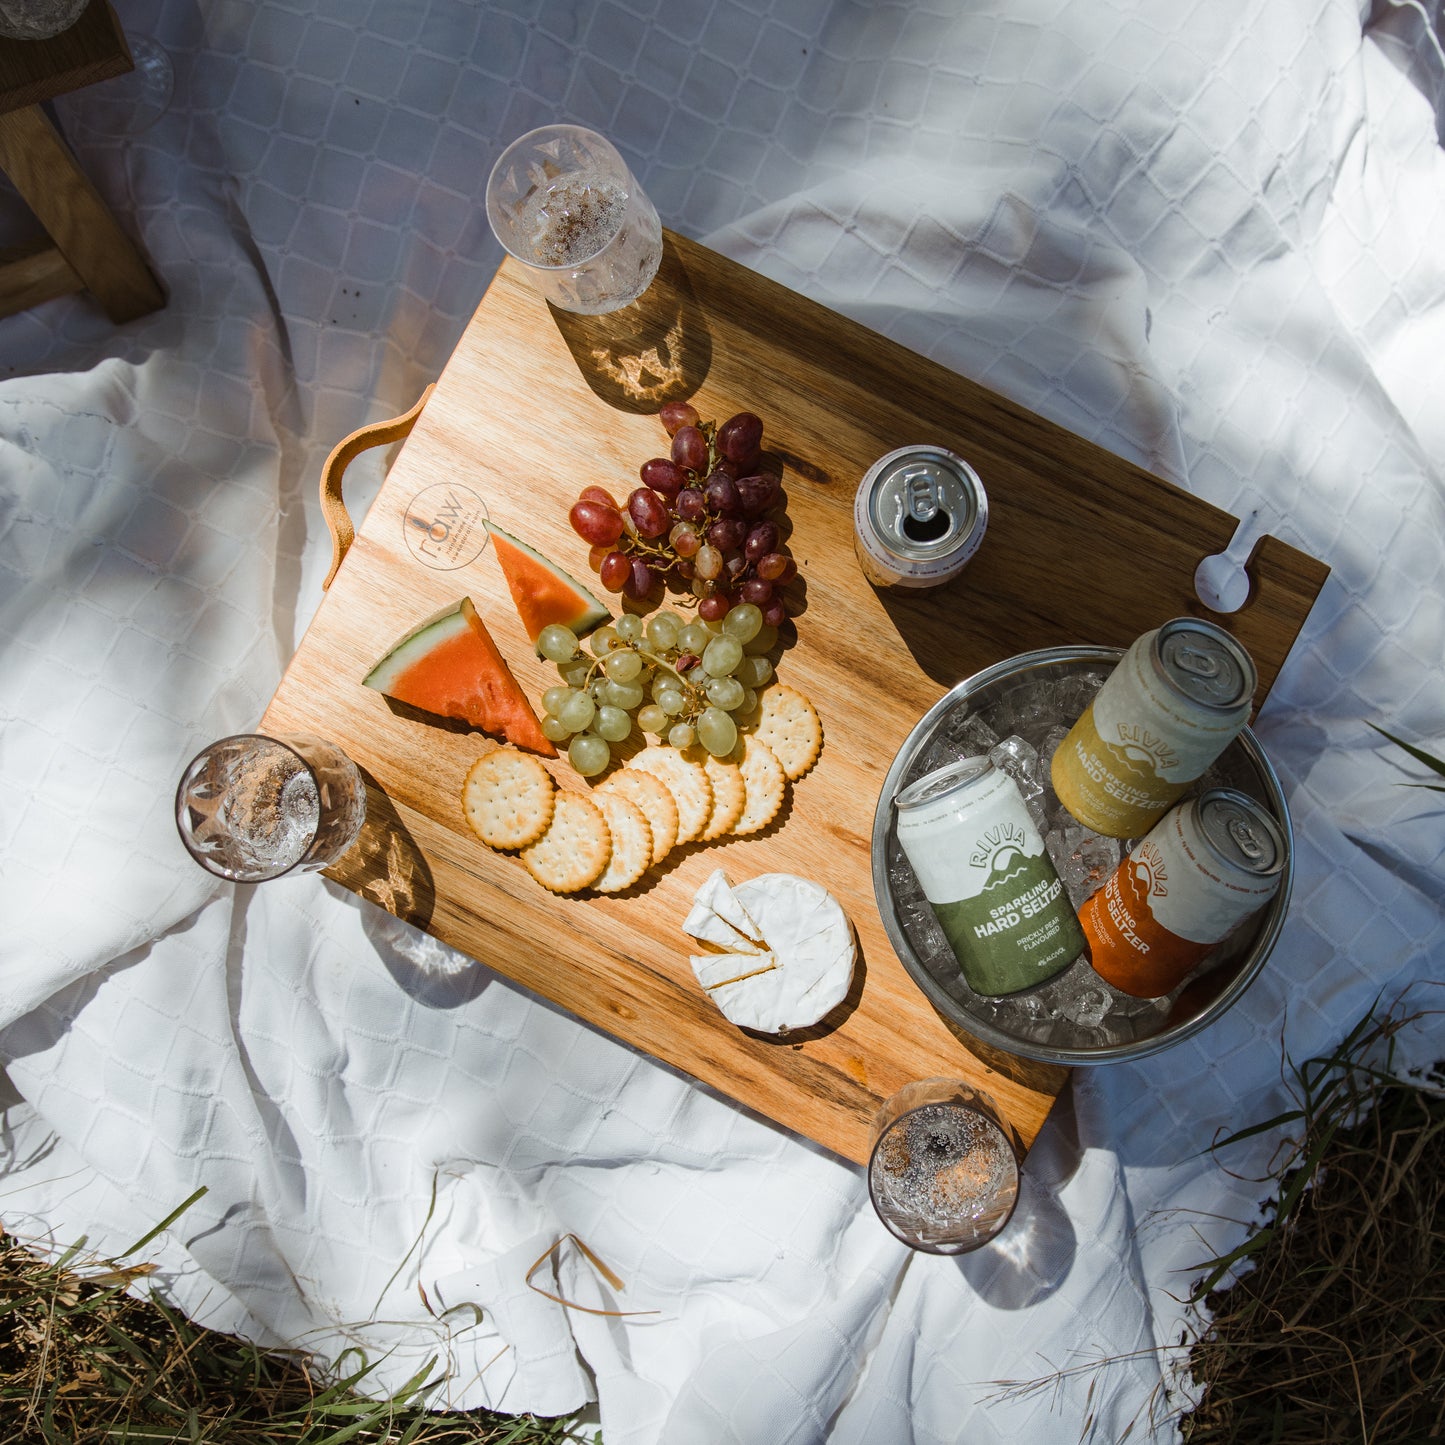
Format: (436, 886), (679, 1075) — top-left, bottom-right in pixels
(461, 684), (822, 894)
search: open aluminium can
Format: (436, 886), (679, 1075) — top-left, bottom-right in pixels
(853, 444), (988, 588)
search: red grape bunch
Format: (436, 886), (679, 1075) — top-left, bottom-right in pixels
(567, 401), (798, 626)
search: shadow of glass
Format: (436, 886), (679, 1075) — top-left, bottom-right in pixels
(323, 772), (435, 934)
(954, 1166), (1077, 1308)
(956, 1074), (1081, 1306)
(547, 235), (712, 413)
(360, 904), (498, 1011)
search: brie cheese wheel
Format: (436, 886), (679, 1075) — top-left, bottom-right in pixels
(684, 870), (855, 1034)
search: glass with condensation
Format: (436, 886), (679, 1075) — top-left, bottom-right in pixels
(867, 1078), (1022, 1253)
(486, 124), (663, 314)
(175, 733), (365, 882)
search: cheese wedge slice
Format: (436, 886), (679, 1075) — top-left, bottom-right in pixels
(684, 870), (855, 1034)
(683, 904), (765, 954)
(693, 868), (765, 943)
(691, 953), (779, 990)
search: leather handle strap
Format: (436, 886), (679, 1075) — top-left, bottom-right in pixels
(319, 384), (436, 590)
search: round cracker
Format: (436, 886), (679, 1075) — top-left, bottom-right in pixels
(462, 749), (555, 850)
(731, 734), (786, 836)
(520, 790), (611, 893)
(697, 750), (746, 839)
(593, 791), (652, 893)
(627, 747), (712, 844)
(747, 684), (822, 780)
(599, 767), (678, 865)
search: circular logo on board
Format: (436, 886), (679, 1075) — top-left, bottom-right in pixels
(402, 483), (490, 570)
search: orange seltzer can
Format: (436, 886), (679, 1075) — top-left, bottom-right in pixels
(1050, 618), (1257, 838)
(1080, 789), (1285, 997)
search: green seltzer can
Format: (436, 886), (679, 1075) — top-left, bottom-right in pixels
(894, 756), (1086, 996)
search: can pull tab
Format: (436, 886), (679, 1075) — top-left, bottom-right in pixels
(1173, 644), (1222, 680)
(1226, 815), (1265, 860)
(900, 469), (951, 543)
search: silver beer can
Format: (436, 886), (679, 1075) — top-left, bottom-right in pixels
(854, 444), (989, 588)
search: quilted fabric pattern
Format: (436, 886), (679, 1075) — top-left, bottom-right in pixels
(2, 1), (1442, 1441)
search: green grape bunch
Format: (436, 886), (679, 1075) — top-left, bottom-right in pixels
(535, 603), (777, 776)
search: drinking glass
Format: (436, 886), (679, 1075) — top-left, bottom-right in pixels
(867, 1078), (1021, 1253)
(175, 734), (366, 883)
(486, 124), (663, 315)
(65, 33), (175, 136)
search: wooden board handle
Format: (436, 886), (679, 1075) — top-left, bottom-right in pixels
(319, 385), (436, 590)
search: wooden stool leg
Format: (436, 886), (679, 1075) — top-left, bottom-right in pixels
(0, 239), (83, 318)
(0, 104), (164, 323)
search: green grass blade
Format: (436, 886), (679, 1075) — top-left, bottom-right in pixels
(116, 1186), (209, 1261)
(1201, 1107), (1306, 1157)
(1368, 722), (1445, 779)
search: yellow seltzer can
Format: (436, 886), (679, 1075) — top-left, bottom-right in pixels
(1051, 619), (1257, 839)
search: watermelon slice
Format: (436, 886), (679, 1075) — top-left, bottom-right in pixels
(363, 597), (555, 756)
(486, 523), (611, 644)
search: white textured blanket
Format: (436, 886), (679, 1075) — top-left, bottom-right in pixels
(2, 1), (1442, 1441)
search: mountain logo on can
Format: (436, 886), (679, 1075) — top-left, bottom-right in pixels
(1108, 724), (1179, 778)
(969, 822), (1029, 878)
(1126, 841), (1169, 901)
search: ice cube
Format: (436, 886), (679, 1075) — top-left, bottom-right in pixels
(979, 988), (1058, 1043)
(1121, 995), (1174, 1040)
(1052, 670), (1105, 723)
(989, 735), (1043, 800)
(1022, 957), (1127, 1045)
(929, 710), (1000, 768)
(989, 680), (1058, 745)
(1061, 983), (1112, 1027)
(1037, 724), (1070, 781)
(1046, 823), (1120, 907)
(888, 853), (921, 898)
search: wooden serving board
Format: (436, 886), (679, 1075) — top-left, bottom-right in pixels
(261, 231), (1328, 1166)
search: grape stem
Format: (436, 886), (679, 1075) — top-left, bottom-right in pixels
(568, 641), (710, 722)
(615, 418), (740, 598)
(636, 643), (712, 722)
(636, 644), (693, 688)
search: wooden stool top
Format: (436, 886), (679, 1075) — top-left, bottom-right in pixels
(0, 0), (132, 115)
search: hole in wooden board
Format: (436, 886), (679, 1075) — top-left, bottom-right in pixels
(1194, 553), (1251, 613)
(1193, 514), (1263, 614)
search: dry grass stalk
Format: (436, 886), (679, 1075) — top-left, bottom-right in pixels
(977, 1001), (1443, 1443)
(1182, 1003), (1445, 1444)
(0, 1220), (599, 1444)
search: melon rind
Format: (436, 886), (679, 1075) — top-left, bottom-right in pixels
(362, 596), (555, 755)
(362, 601), (471, 693)
(485, 523), (611, 641)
